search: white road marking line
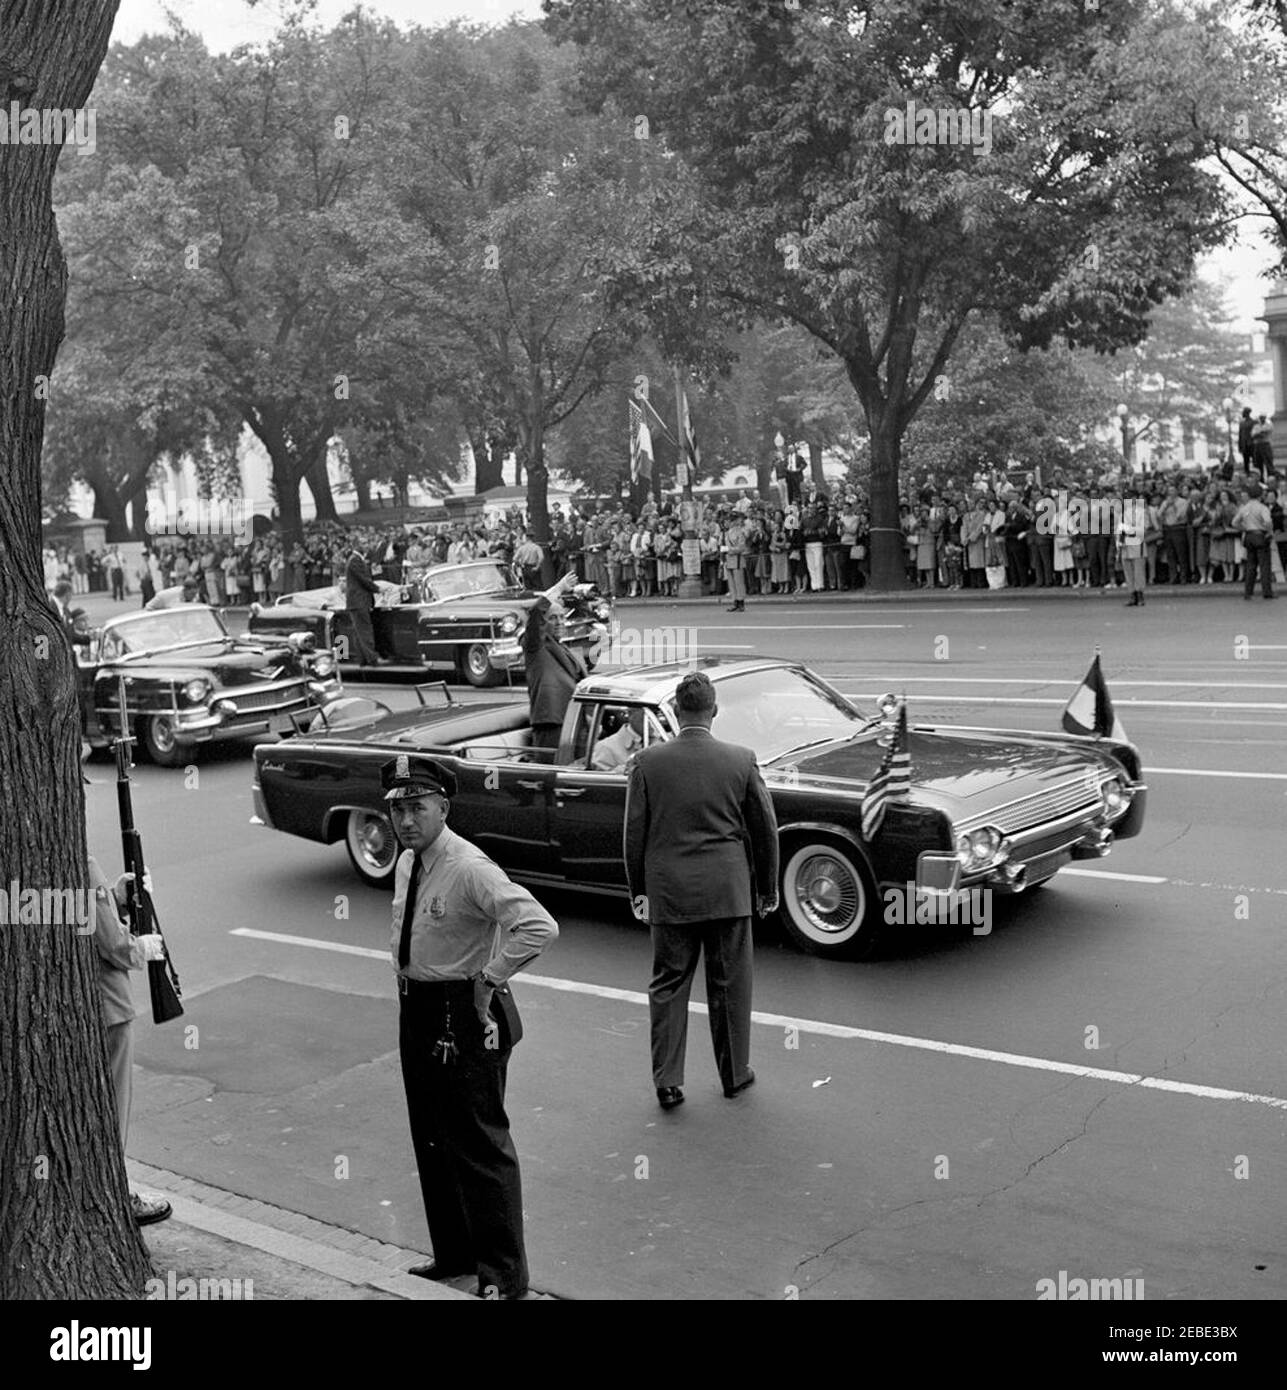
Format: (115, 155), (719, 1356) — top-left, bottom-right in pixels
(819, 676), (1287, 690)
(697, 624), (905, 630)
(1148, 766), (1287, 781)
(1062, 868), (1169, 884)
(227, 929), (1287, 1112)
(835, 692), (1287, 712)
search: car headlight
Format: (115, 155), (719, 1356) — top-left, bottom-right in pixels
(499, 612), (520, 636)
(310, 653), (336, 677)
(182, 678), (212, 704)
(1102, 777), (1129, 816)
(958, 826), (1002, 867)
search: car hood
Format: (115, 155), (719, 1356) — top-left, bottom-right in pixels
(779, 728), (1120, 820)
(111, 642), (306, 686)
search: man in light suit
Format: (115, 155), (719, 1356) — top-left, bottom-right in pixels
(624, 671), (779, 1110)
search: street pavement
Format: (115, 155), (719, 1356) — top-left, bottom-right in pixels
(81, 586), (1287, 1300)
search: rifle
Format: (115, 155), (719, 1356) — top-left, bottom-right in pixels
(113, 675), (184, 1024)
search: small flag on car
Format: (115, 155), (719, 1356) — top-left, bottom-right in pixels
(1062, 653), (1126, 741)
(861, 699), (911, 839)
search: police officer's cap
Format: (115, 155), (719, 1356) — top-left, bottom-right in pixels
(380, 753), (457, 802)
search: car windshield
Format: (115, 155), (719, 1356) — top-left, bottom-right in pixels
(424, 564), (511, 602)
(667, 667), (872, 762)
(110, 608), (227, 653)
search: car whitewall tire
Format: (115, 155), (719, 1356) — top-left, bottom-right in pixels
(345, 809), (400, 888)
(778, 839), (881, 959)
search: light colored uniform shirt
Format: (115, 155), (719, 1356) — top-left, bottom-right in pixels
(1232, 499), (1272, 535)
(89, 856), (145, 1027)
(389, 826), (557, 985)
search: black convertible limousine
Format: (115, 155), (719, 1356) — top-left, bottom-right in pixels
(250, 659), (1146, 959)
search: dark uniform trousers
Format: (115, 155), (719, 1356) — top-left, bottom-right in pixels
(398, 978), (528, 1297)
(649, 916), (752, 1092)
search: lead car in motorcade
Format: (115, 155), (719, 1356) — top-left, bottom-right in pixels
(250, 658), (1147, 959)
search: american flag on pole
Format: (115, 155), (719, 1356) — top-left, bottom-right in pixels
(1061, 652), (1126, 741)
(861, 700), (911, 839)
(629, 399), (654, 482)
(677, 382), (700, 488)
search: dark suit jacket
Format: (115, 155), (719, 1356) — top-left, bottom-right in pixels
(345, 551), (379, 611)
(523, 596), (584, 727)
(624, 727), (779, 925)
(57, 603), (92, 647)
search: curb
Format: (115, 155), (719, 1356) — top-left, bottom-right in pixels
(127, 1160), (475, 1300)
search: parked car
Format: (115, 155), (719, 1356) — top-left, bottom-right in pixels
(247, 559), (613, 687)
(79, 605), (343, 767)
(250, 658), (1147, 959)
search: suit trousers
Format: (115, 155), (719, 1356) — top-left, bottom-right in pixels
(347, 607), (379, 664)
(106, 1020), (132, 1153)
(1243, 533), (1274, 598)
(399, 981), (528, 1297)
(649, 917), (753, 1092)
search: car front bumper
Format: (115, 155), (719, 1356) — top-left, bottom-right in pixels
(161, 677), (343, 744)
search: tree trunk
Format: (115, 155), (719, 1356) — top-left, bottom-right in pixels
(808, 439), (829, 499)
(304, 454), (338, 522)
(0, 0), (153, 1299)
(352, 470), (372, 514)
(867, 421), (908, 591)
(87, 476), (130, 542)
(523, 399), (553, 586)
(470, 430), (504, 494)
(756, 456), (775, 501)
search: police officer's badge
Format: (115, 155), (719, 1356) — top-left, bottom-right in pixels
(429, 895), (446, 918)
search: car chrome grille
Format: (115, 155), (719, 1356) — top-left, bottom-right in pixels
(960, 771), (1102, 836)
(224, 683), (309, 714)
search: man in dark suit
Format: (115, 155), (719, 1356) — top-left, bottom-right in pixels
(624, 671), (779, 1110)
(523, 572), (584, 751)
(52, 580), (93, 648)
(344, 536), (383, 665)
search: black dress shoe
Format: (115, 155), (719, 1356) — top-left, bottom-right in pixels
(409, 1260), (474, 1281)
(723, 1069), (756, 1099)
(656, 1086), (685, 1110)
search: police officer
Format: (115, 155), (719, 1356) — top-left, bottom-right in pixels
(383, 754), (558, 1299)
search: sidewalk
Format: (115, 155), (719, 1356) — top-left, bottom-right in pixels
(127, 1159), (551, 1300)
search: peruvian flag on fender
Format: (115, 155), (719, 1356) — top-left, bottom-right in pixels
(1062, 653), (1126, 741)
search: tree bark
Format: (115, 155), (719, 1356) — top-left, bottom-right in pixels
(866, 419), (908, 591)
(304, 454), (338, 522)
(0, 0), (153, 1298)
(808, 439), (829, 499)
(470, 429), (504, 494)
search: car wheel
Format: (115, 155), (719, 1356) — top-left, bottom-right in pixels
(778, 839), (881, 959)
(141, 715), (188, 768)
(345, 809), (400, 888)
(460, 643), (500, 687)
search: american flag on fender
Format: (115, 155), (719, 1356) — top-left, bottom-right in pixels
(861, 699), (911, 840)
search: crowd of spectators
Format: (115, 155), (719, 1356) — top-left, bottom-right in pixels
(43, 450), (1286, 611)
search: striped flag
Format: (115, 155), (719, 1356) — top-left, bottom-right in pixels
(1061, 653), (1126, 741)
(861, 700), (912, 840)
(676, 381), (701, 488)
(629, 399), (654, 482)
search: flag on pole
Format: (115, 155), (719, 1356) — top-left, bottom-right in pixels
(676, 381), (701, 488)
(861, 700), (912, 839)
(1061, 653), (1126, 741)
(629, 399), (654, 483)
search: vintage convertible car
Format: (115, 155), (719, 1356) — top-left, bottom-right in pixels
(250, 658), (1147, 959)
(79, 605), (343, 767)
(247, 559), (613, 687)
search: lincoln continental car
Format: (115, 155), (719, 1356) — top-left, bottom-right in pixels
(250, 659), (1146, 959)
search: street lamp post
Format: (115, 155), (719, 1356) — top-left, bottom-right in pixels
(1222, 395), (1235, 471)
(773, 432), (785, 504)
(1116, 403), (1130, 469)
